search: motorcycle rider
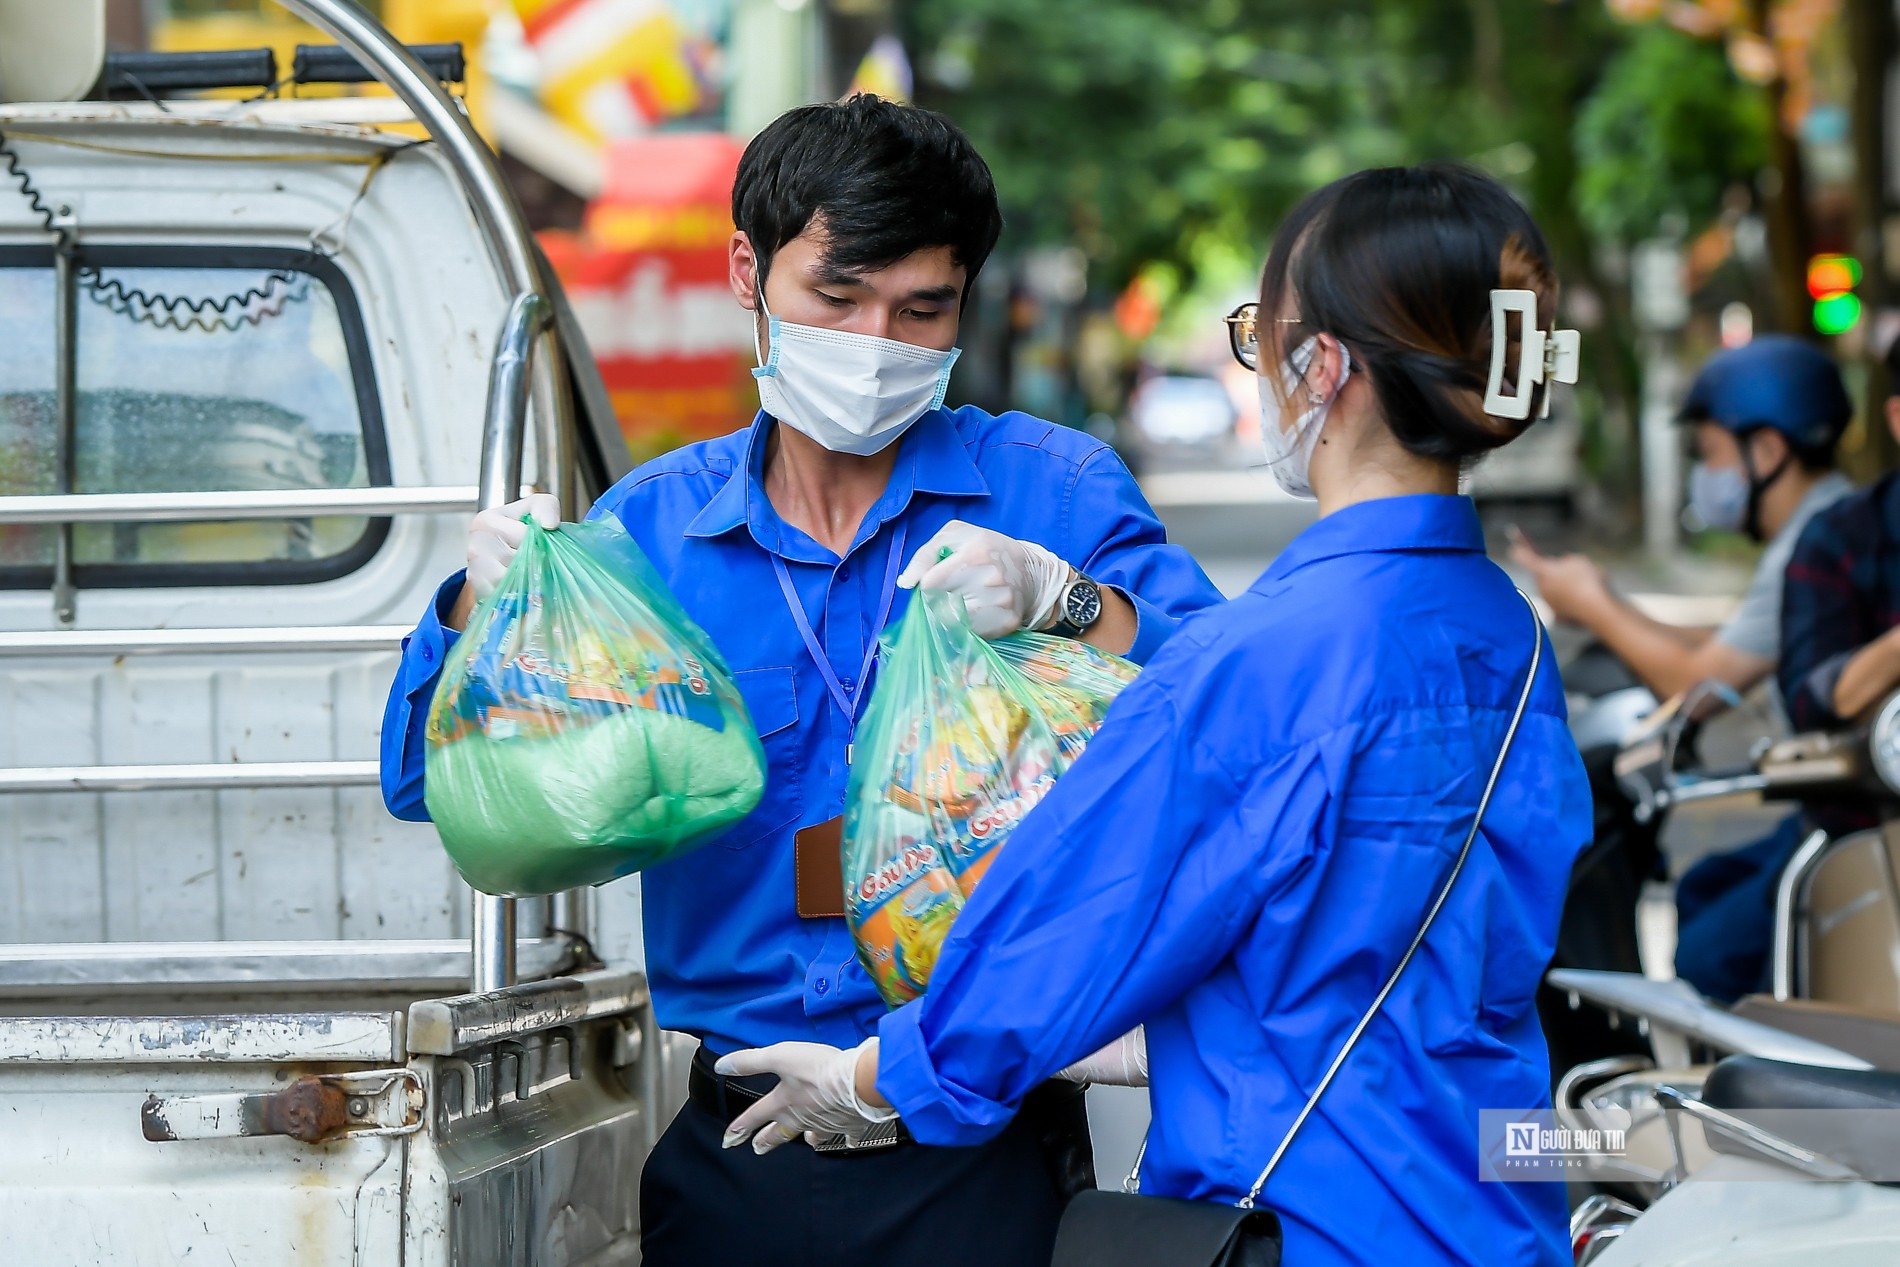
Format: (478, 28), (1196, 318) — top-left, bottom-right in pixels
(1781, 334), (1900, 730)
(1512, 337), (1854, 1005)
(1510, 335), (1853, 703)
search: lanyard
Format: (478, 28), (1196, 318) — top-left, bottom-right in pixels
(770, 521), (908, 763)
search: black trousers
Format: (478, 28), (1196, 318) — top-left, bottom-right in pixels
(639, 1053), (1095, 1267)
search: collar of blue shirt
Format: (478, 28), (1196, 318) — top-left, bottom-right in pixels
(1256, 493), (1486, 594)
(682, 408), (991, 561)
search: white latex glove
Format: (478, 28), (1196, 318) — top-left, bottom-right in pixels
(897, 519), (1072, 639)
(1056, 1027), (1149, 1087)
(716, 1038), (897, 1155)
(465, 493), (561, 602)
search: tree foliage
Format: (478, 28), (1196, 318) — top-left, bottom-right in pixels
(897, 0), (1789, 486)
(1574, 25), (1771, 242)
(903, 1), (1633, 293)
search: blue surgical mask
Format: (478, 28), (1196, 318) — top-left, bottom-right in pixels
(1688, 462), (1749, 534)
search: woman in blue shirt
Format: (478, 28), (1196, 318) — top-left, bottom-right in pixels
(718, 164), (1593, 1266)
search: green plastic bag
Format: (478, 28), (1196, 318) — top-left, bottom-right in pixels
(423, 513), (765, 896)
(844, 588), (1138, 1006)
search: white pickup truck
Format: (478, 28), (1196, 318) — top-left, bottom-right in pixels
(0, 3), (681, 1262)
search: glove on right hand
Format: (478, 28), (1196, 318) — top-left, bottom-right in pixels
(466, 493), (562, 602)
(1056, 1026), (1149, 1087)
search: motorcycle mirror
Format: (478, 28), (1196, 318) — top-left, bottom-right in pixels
(1867, 691), (1900, 798)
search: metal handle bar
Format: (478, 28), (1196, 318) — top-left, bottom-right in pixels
(0, 485), (482, 525)
(0, 760), (379, 793)
(1652, 1084), (1860, 1182)
(0, 626), (407, 656)
(274, 1), (575, 992)
(1647, 772), (1773, 812)
(465, 291), (555, 995)
(479, 292), (550, 511)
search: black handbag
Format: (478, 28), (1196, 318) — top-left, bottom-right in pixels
(1050, 594), (1544, 1267)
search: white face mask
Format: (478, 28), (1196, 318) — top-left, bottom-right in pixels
(1257, 335), (1350, 499)
(752, 295), (961, 456)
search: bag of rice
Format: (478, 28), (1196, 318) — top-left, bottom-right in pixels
(424, 513), (764, 896)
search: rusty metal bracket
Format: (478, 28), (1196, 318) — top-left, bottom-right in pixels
(141, 1067), (424, 1144)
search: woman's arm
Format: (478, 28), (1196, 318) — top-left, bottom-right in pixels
(874, 685), (1333, 1145)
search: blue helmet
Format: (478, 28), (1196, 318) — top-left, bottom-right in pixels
(1677, 334), (1851, 458)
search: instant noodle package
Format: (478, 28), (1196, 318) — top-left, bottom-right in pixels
(424, 514), (765, 896)
(844, 587), (1138, 1006)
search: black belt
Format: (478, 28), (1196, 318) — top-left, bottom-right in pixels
(689, 1046), (912, 1153)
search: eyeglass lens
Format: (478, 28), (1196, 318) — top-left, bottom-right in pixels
(1228, 304), (1258, 369)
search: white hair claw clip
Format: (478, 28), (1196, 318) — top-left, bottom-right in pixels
(1484, 289), (1580, 421)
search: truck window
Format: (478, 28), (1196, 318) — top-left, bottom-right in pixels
(0, 247), (390, 588)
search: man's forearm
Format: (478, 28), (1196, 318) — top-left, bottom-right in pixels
(445, 581), (476, 634)
(1574, 593), (1714, 699)
(1832, 633), (1900, 719)
(1079, 586), (1138, 657)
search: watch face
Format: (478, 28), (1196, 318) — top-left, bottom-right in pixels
(1066, 579), (1103, 629)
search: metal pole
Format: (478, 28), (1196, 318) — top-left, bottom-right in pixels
(548, 888), (590, 947)
(1770, 829), (1832, 1002)
(470, 293), (548, 993)
(274, 1), (569, 994)
(0, 485), (490, 525)
(51, 221), (78, 625)
(1639, 334), (1683, 558)
(478, 294), (545, 509)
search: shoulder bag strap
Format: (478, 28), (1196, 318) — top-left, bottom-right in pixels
(1231, 590), (1546, 1208)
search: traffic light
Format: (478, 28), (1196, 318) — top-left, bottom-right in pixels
(1807, 254), (1862, 335)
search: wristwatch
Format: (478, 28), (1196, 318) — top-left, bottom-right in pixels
(1046, 571), (1104, 639)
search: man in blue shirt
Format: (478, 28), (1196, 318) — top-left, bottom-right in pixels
(380, 95), (1219, 1267)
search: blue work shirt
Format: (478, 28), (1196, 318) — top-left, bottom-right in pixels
(878, 495), (1589, 1267)
(381, 405), (1221, 1054)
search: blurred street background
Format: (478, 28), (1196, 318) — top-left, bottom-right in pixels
(90, 1), (1897, 606)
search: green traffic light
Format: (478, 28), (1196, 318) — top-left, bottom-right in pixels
(1814, 291), (1862, 335)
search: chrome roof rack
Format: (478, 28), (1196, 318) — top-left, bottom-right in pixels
(0, 0), (577, 995)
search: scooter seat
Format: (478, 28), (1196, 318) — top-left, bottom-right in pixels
(1704, 1055), (1900, 1113)
(1731, 996), (1900, 1072)
(1699, 1056), (1900, 1182)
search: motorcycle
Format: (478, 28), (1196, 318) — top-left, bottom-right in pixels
(1540, 641), (1664, 1080)
(1551, 689), (1900, 1261)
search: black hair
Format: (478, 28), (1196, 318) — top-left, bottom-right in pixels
(1885, 330), (1900, 400)
(732, 94), (1003, 302)
(1260, 163), (1560, 463)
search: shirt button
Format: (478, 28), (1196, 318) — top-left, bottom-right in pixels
(814, 978), (830, 996)
(837, 564), (852, 582)
(422, 646), (434, 663)
(839, 676), (856, 693)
